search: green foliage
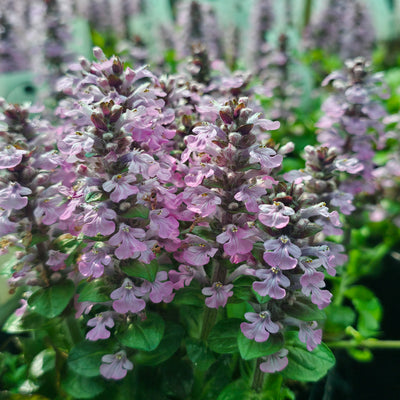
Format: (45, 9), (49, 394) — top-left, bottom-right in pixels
(77, 279), (110, 303)
(238, 333), (284, 361)
(283, 332), (335, 382)
(121, 259), (159, 282)
(208, 319), (242, 354)
(28, 280), (75, 318)
(118, 312), (165, 351)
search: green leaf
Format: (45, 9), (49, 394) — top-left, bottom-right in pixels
(238, 332), (284, 360)
(3, 312), (51, 333)
(208, 319), (241, 354)
(347, 347), (373, 362)
(122, 204), (149, 219)
(28, 234), (49, 248)
(282, 332), (335, 382)
(324, 305), (356, 336)
(121, 259), (158, 282)
(282, 296), (326, 321)
(29, 348), (56, 378)
(186, 338), (215, 371)
(85, 192), (106, 203)
(62, 368), (105, 399)
(68, 341), (110, 377)
(77, 279), (110, 302)
(28, 280), (75, 318)
(134, 322), (184, 366)
(0, 246), (19, 276)
(173, 287), (204, 307)
(344, 285), (382, 337)
(118, 312), (165, 351)
(217, 379), (253, 400)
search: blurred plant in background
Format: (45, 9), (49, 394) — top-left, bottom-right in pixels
(0, 1), (400, 400)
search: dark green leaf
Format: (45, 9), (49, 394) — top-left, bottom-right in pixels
(29, 348), (56, 378)
(186, 338), (215, 371)
(282, 296), (326, 321)
(216, 379), (253, 400)
(173, 287), (204, 307)
(282, 331), (335, 382)
(122, 204), (149, 219)
(85, 192), (106, 203)
(208, 319), (241, 354)
(28, 234), (49, 248)
(121, 259), (158, 282)
(118, 312), (165, 351)
(77, 279), (110, 302)
(324, 305), (356, 336)
(134, 322), (184, 366)
(62, 368), (105, 399)
(238, 332), (284, 360)
(28, 280), (75, 318)
(3, 312), (51, 333)
(68, 341), (111, 377)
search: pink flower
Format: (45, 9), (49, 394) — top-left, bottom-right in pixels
(34, 196), (65, 225)
(100, 351), (133, 380)
(142, 271), (174, 303)
(182, 187), (221, 217)
(259, 349), (289, 373)
(263, 236), (301, 270)
(240, 311), (280, 342)
(149, 209), (179, 239)
(202, 282), (233, 308)
(82, 204), (117, 237)
(253, 267), (291, 299)
(258, 202), (294, 229)
(108, 223), (147, 260)
(0, 182), (31, 210)
(86, 312), (115, 341)
(248, 144), (283, 170)
(177, 234), (218, 267)
(216, 225), (254, 256)
(102, 174), (138, 202)
(168, 265), (197, 290)
(78, 244), (112, 278)
(298, 321), (322, 351)
(110, 278), (146, 314)
(234, 184), (267, 212)
(0, 145), (27, 169)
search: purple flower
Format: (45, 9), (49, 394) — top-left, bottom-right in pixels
(34, 195), (65, 225)
(263, 236), (301, 270)
(46, 250), (68, 271)
(240, 311), (280, 342)
(149, 208), (179, 239)
(110, 278), (146, 314)
(0, 145), (27, 169)
(142, 271), (174, 303)
(258, 201), (294, 229)
(86, 312), (115, 341)
(259, 349), (289, 373)
(82, 204), (117, 237)
(178, 234), (218, 267)
(253, 267), (290, 299)
(59, 186), (84, 220)
(0, 183), (31, 210)
(248, 144), (283, 170)
(300, 269), (332, 309)
(0, 210), (17, 236)
(168, 264), (197, 290)
(182, 187), (222, 217)
(108, 223), (147, 260)
(216, 225), (255, 256)
(234, 183), (267, 212)
(298, 321), (322, 351)
(202, 282), (233, 308)
(302, 245), (336, 276)
(102, 174), (138, 202)
(100, 351), (133, 380)
(78, 244), (112, 278)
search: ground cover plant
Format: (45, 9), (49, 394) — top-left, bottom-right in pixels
(1, 1), (400, 399)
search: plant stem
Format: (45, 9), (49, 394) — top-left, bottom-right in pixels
(251, 358), (265, 392)
(65, 314), (83, 345)
(327, 339), (400, 349)
(303, 0), (313, 30)
(200, 306), (217, 341)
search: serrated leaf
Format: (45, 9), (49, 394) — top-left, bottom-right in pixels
(62, 368), (105, 399)
(208, 319), (241, 354)
(77, 279), (110, 302)
(68, 341), (110, 377)
(29, 348), (56, 378)
(28, 280), (75, 318)
(134, 322), (184, 366)
(121, 259), (159, 281)
(118, 313), (165, 351)
(282, 296), (326, 321)
(238, 332), (284, 360)
(282, 331), (335, 382)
